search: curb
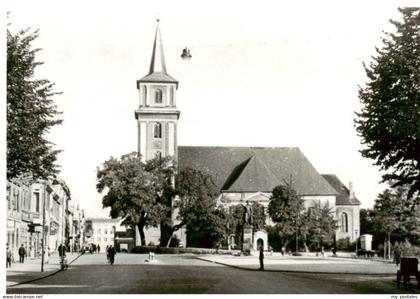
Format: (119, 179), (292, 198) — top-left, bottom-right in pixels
(195, 257), (396, 276)
(7, 253), (84, 288)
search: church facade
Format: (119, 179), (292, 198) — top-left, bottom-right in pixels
(134, 22), (361, 250)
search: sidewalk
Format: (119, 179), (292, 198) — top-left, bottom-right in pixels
(6, 252), (82, 287)
(197, 252), (400, 275)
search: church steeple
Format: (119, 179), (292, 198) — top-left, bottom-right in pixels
(149, 19), (167, 75)
(137, 20), (178, 87)
(135, 20), (180, 163)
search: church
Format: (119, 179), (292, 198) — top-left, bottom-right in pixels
(133, 21), (361, 251)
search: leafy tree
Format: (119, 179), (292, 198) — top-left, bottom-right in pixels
(360, 208), (375, 235)
(172, 167), (223, 248)
(96, 153), (174, 246)
(7, 28), (62, 180)
(268, 183), (305, 250)
(303, 202), (337, 251)
(355, 8), (420, 199)
(251, 202), (266, 232)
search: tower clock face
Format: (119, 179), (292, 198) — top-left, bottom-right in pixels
(153, 140), (163, 149)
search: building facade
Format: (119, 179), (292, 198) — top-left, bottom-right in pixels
(6, 178), (79, 261)
(85, 218), (135, 252)
(133, 21), (361, 250)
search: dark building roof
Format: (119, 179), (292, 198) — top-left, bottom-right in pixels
(178, 146), (338, 196)
(322, 174), (361, 206)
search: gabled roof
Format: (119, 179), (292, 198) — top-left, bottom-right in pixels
(322, 174), (361, 205)
(178, 146), (338, 196)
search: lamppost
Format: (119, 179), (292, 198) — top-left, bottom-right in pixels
(113, 225), (116, 249)
(355, 229), (359, 257)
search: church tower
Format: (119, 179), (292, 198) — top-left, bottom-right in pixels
(135, 20), (180, 162)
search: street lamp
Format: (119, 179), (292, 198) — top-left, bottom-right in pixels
(355, 229), (359, 257)
(113, 225), (116, 249)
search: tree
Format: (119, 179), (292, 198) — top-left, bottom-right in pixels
(96, 153), (174, 246)
(355, 8), (420, 200)
(171, 167), (224, 248)
(302, 202), (337, 251)
(7, 28), (62, 180)
(360, 208), (375, 235)
(268, 183), (305, 250)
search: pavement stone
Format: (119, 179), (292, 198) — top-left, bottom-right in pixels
(197, 252), (400, 275)
(6, 252), (82, 287)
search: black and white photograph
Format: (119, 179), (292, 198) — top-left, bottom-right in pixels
(2, 0), (420, 296)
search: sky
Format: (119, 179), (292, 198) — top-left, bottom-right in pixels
(4, 0), (418, 218)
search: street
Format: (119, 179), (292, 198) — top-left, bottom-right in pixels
(6, 253), (420, 294)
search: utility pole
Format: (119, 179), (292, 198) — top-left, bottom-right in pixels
(41, 183), (47, 272)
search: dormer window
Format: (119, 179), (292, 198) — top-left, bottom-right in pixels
(154, 122), (162, 138)
(155, 89), (163, 104)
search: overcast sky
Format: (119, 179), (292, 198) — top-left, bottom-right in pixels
(4, 0), (418, 217)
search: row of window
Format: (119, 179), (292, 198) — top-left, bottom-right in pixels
(7, 185), (40, 214)
(94, 228), (114, 235)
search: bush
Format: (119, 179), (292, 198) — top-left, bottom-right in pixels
(130, 245), (236, 255)
(169, 235), (180, 248)
(357, 249), (376, 257)
(399, 240), (420, 258)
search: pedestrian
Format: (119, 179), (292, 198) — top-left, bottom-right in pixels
(281, 246), (285, 256)
(259, 246), (264, 271)
(106, 245), (110, 263)
(18, 244), (26, 263)
(332, 246), (337, 257)
(321, 246), (324, 257)
(108, 245), (116, 265)
(58, 243), (66, 259)
(394, 244), (401, 266)
(97, 244), (100, 253)
(6, 245), (12, 268)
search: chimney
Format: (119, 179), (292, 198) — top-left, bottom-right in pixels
(349, 182), (355, 199)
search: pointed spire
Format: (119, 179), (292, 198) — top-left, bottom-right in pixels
(149, 19), (167, 75)
(137, 19), (178, 87)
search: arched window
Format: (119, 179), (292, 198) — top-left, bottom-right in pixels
(155, 89), (163, 104)
(154, 122), (162, 138)
(340, 212), (348, 233)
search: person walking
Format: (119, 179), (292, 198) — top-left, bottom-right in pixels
(259, 246), (264, 271)
(97, 244), (100, 253)
(106, 245), (110, 263)
(108, 245), (116, 265)
(18, 244), (26, 263)
(394, 244), (401, 266)
(6, 245), (12, 268)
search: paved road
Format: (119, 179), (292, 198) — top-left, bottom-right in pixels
(6, 253), (420, 294)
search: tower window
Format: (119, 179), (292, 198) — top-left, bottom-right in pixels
(154, 123), (162, 138)
(142, 86), (147, 106)
(171, 86), (175, 106)
(155, 89), (163, 104)
(340, 212), (348, 233)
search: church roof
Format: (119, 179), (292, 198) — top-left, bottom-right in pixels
(138, 20), (178, 86)
(178, 146), (338, 196)
(322, 174), (361, 205)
